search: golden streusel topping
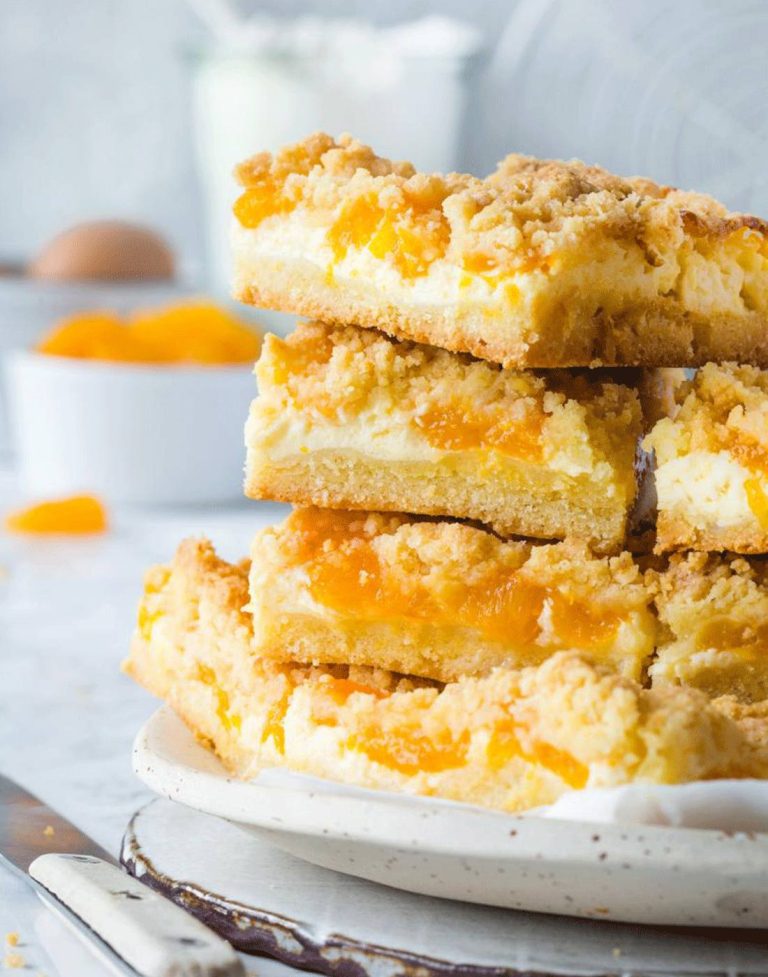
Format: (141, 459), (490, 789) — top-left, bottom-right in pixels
(256, 321), (640, 466)
(645, 362), (768, 465)
(234, 133), (767, 281)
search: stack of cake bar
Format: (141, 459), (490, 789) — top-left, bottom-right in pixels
(125, 134), (768, 812)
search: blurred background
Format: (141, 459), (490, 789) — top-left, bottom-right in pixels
(1, 0), (768, 503)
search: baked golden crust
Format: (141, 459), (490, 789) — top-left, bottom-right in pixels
(246, 321), (641, 550)
(650, 550), (768, 702)
(232, 133), (768, 368)
(124, 538), (766, 813)
(248, 508), (656, 683)
(644, 362), (768, 553)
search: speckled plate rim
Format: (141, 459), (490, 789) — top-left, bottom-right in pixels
(133, 706), (768, 872)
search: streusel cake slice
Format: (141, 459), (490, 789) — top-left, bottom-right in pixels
(651, 551), (768, 702)
(645, 362), (768, 553)
(123, 539), (764, 814)
(248, 508), (656, 683)
(246, 322), (641, 550)
(232, 133), (768, 368)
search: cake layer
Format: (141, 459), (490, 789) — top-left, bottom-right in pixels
(232, 133), (768, 369)
(248, 508), (656, 683)
(246, 321), (641, 550)
(645, 363), (768, 553)
(123, 539), (766, 813)
(651, 551), (768, 702)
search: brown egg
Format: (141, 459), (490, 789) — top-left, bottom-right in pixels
(28, 221), (175, 282)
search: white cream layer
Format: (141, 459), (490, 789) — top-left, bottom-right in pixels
(655, 450), (759, 527)
(247, 400), (611, 482)
(232, 210), (762, 318)
(232, 214), (507, 305)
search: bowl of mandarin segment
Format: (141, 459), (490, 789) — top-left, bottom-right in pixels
(4, 299), (263, 504)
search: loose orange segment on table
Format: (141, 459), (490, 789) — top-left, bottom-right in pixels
(5, 495), (108, 535)
(36, 300), (262, 366)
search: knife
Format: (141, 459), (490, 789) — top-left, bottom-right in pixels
(0, 773), (244, 977)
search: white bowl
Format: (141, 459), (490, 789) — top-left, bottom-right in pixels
(0, 276), (194, 457)
(4, 350), (255, 504)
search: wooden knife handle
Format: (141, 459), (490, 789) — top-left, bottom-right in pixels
(29, 852), (244, 977)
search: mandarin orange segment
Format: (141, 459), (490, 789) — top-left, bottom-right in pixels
(129, 301), (262, 365)
(326, 191), (450, 280)
(349, 726), (469, 775)
(463, 252), (500, 276)
(389, 222), (449, 278)
(36, 301), (262, 366)
(309, 540), (382, 610)
(324, 677), (389, 705)
(289, 510), (628, 651)
(695, 618), (768, 658)
(214, 687), (241, 733)
(459, 576), (546, 645)
(549, 593), (621, 649)
(486, 718), (588, 788)
(328, 195), (384, 261)
(196, 663), (217, 686)
(266, 332), (335, 386)
(462, 250), (552, 288)
(233, 179), (298, 229)
(414, 402), (545, 461)
(731, 225), (768, 255)
(745, 477), (768, 529)
(730, 437), (768, 478)
(5, 495), (108, 535)
(261, 693), (290, 754)
(532, 741), (589, 789)
(36, 313), (150, 363)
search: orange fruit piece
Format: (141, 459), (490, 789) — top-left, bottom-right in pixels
(5, 495), (108, 535)
(35, 301), (262, 366)
(128, 300), (262, 365)
(36, 312), (152, 363)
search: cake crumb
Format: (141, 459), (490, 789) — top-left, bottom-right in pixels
(3, 951), (25, 969)
(43, 825), (54, 837)
(612, 947), (622, 958)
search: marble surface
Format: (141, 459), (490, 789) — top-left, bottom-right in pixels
(0, 465), (307, 976)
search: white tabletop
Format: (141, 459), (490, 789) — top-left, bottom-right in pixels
(0, 465), (308, 976)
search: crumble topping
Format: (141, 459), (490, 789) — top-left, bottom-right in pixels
(256, 320), (640, 467)
(234, 132), (768, 284)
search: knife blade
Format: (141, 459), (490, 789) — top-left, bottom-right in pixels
(0, 773), (115, 871)
(0, 773), (244, 977)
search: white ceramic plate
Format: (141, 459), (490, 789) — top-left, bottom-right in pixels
(134, 706), (768, 928)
